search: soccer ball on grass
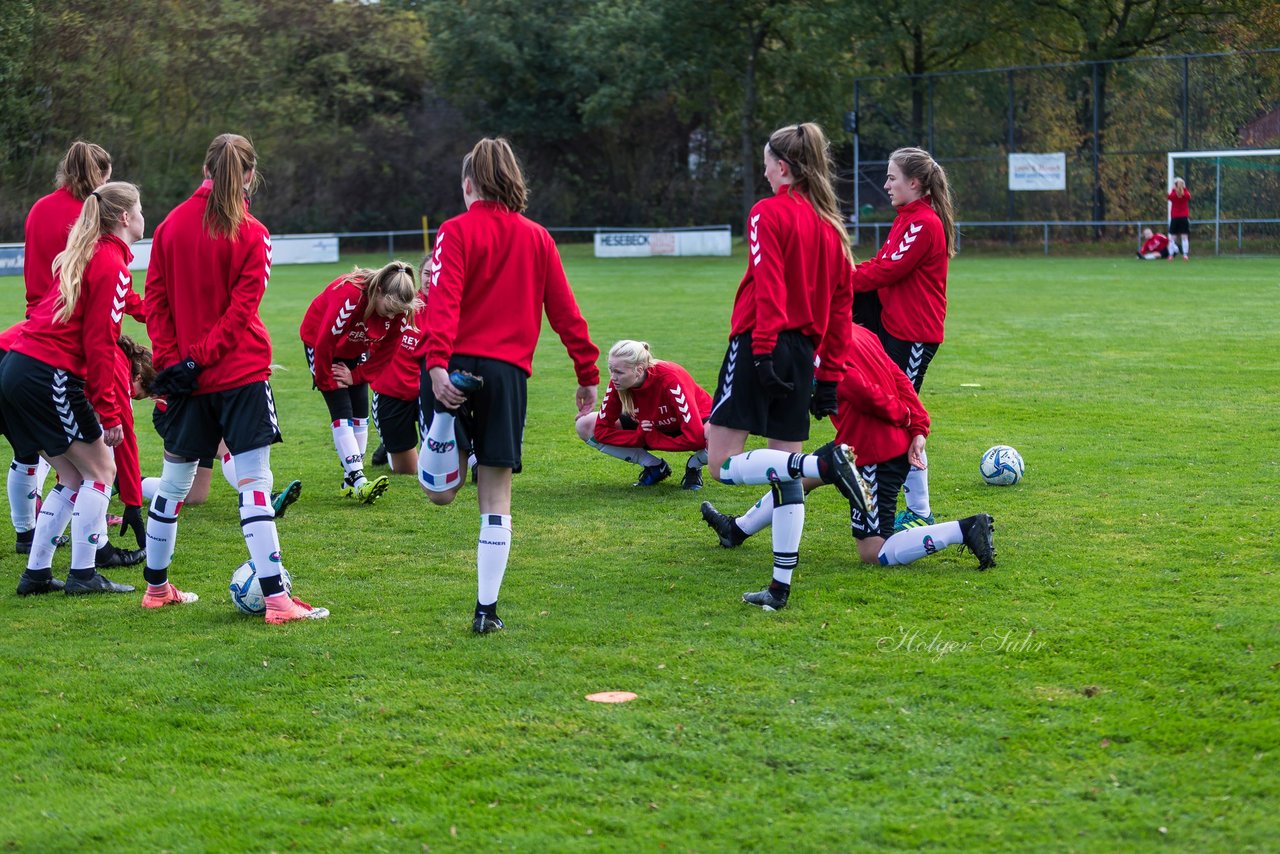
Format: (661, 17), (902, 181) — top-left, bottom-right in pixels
(980, 445), (1024, 486)
(229, 561), (292, 614)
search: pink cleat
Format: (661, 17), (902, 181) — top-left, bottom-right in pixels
(141, 582), (199, 608)
(264, 595), (330, 624)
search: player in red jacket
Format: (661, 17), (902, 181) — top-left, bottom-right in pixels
(702, 323), (996, 570)
(850, 147), (958, 534)
(704, 122), (865, 613)
(1136, 228), (1179, 260)
(0, 182), (144, 596)
(143, 133), (326, 622)
(1167, 177), (1191, 260)
(23, 141), (113, 319)
(574, 339), (712, 489)
(419, 137), (600, 634)
(299, 261), (421, 502)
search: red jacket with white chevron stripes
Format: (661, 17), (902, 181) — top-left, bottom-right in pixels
(593, 360), (712, 451)
(833, 323), (931, 467)
(23, 187), (83, 319)
(421, 201), (600, 386)
(144, 182), (274, 395)
(298, 274), (393, 393)
(9, 234), (135, 429)
(850, 196), (947, 344)
(728, 185), (852, 381)
(361, 304), (425, 402)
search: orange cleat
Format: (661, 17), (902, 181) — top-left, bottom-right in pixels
(141, 582), (199, 608)
(264, 595), (330, 624)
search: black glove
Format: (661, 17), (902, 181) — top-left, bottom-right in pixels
(618, 412), (638, 430)
(151, 358), (202, 397)
(810, 380), (838, 419)
(753, 355), (794, 400)
(119, 505), (145, 549)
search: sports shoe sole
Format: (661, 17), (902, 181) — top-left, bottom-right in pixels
(273, 480), (303, 518)
(700, 501), (745, 548)
(357, 476), (390, 505)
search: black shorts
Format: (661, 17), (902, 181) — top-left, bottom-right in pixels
(0, 349), (9, 439)
(372, 391), (420, 454)
(845, 451), (911, 540)
(878, 332), (940, 393)
(1169, 217), (1190, 236)
(0, 351), (103, 458)
(708, 330), (814, 442)
(420, 355), (524, 471)
(162, 381), (283, 460)
(305, 347), (369, 420)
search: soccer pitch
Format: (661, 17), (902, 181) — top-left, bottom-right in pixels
(1, 247), (1276, 850)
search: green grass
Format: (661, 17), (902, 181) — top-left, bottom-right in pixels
(1, 247), (1277, 851)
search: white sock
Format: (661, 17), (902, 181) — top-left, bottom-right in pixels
(8, 459), (39, 533)
(238, 489), (284, 581)
(141, 476), (160, 502)
(220, 453), (237, 490)
(770, 503), (803, 586)
(35, 458), (51, 495)
(1180, 235), (1189, 256)
(332, 419), (366, 488)
(352, 416), (369, 458)
(717, 449), (806, 485)
(877, 520), (963, 566)
(70, 480), (111, 571)
(477, 513), (512, 607)
(904, 451), (931, 516)
(420, 411), (461, 492)
(146, 458), (198, 573)
(27, 483), (75, 570)
(737, 491), (776, 536)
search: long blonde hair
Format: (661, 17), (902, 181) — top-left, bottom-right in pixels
(1172, 177), (1187, 198)
(51, 181), (139, 323)
(203, 133), (260, 238)
(766, 123), (853, 265)
(363, 261), (423, 320)
(609, 339), (657, 417)
(889, 147), (957, 258)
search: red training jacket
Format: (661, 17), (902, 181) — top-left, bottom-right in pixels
(364, 304), (425, 402)
(144, 182), (273, 394)
(11, 234), (136, 430)
(23, 187), (83, 318)
(421, 201), (599, 386)
(1167, 189), (1191, 218)
(851, 197), (948, 344)
(833, 324), (930, 467)
(1140, 233), (1170, 255)
(112, 346), (141, 507)
(593, 360), (712, 452)
(729, 185), (852, 381)
(298, 274), (393, 392)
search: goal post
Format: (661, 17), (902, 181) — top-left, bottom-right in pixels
(1167, 149), (1280, 255)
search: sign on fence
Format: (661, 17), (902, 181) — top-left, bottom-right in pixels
(0, 233), (340, 276)
(594, 228), (731, 258)
(1008, 153), (1067, 191)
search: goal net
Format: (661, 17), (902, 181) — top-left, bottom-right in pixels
(1167, 149), (1280, 255)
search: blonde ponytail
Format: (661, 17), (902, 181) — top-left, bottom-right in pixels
(51, 182), (139, 323)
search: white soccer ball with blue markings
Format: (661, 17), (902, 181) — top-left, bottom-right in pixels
(229, 561), (292, 614)
(980, 445), (1024, 486)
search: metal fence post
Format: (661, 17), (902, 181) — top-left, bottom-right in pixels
(1044, 223), (1050, 255)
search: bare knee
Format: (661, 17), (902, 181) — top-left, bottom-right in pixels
(575, 413), (596, 443)
(857, 538), (883, 565)
(423, 485), (460, 506)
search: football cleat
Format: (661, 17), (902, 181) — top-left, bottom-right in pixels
(370, 443), (389, 466)
(264, 596), (330, 624)
(272, 480), (303, 519)
(817, 443), (874, 516)
(16, 571), (64, 596)
(700, 501), (748, 548)
(54, 534), (69, 549)
(449, 370), (485, 393)
(95, 544), (145, 569)
(15, 529), (34, 555)
(962, 513), (997, 570)
(681, 465), (704, 491)
(355, 475), (390, 505)
(64, 572), (135, 595)
(141, 582), (199, 608)
(742, 585), (789, 611)
(634, 460), (672, 487)
(472, 613), (505, 634)
(893, 509), (935, 533)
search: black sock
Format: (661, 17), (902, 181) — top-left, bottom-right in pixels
(16, 529), (34, 546)
(259, 574), (286, 597)
(143, 567), (169, 586)
(69, 567), (96, 581)
(23, 567), (51, 581)
(475, 600), (497, 618)
(768, 579), (791, 595)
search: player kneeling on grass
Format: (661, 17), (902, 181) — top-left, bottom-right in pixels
(300, 261), (421, 503)
(1136, 228), (1180, 260)
(702, 324), (995, 593)
(575, 340), (711, 489)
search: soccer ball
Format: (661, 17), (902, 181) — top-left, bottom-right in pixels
(229, 561), (292, 615)
(980, 445), (1024, 486)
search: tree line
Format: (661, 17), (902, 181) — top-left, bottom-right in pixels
(1, 0), (1276, 240)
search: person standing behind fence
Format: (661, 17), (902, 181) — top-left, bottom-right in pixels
(144, 133), (328, 622)
(418, 137), (600, 634)
(1167, 177), (1191, 261)
(849, 146), (956, 534)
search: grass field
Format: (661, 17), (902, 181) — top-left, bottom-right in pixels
(1, 246), (1277, 851)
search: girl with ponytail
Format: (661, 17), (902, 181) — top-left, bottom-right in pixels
(0, 181), (145, 596)
(850, 146), (957, 533)
(143, 132), (328, 623)
(704, 121), (864, 613)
